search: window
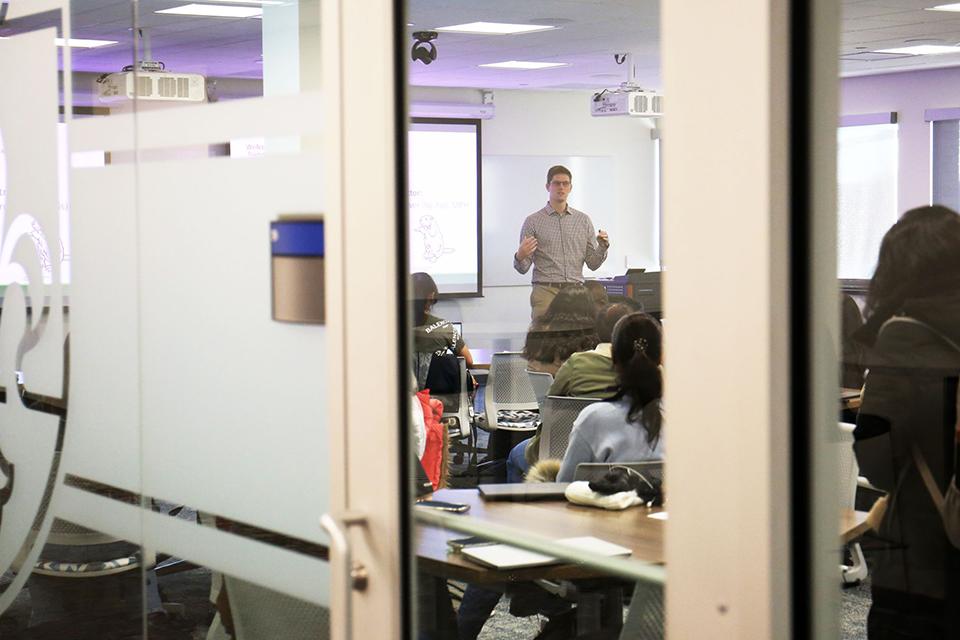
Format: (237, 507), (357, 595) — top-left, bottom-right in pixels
(837, 117), (898, 278)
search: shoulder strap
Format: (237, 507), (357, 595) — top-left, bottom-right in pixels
(912, 443), (947, 510)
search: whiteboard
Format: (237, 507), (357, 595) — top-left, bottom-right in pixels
(482, 155), (616, 287)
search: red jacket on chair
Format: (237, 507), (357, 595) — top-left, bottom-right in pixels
(416, 390), (447, 490)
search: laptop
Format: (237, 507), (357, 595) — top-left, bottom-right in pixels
(478, 482), (570, 501)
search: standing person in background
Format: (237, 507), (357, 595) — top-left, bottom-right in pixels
(513, 165), (611, 320)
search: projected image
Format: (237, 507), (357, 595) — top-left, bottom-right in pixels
(408, 119), (481, 296)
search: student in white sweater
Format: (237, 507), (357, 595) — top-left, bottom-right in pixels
(556, 312), (665, 482)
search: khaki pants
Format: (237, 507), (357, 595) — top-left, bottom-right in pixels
(530, 284), (561, 321)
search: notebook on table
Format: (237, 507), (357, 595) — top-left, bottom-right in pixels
(478, 482), (570, 501)
(461, 536), (632, 570)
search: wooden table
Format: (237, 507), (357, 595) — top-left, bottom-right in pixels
(841, 508), (871, 543)
(417, 488), (663, 583)
(416, 488), (870, 583)
(841, 387), (862, 411)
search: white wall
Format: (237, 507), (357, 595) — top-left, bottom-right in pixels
(412, 87), (659, 350)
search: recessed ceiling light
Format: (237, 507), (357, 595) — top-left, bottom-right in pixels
(478, 60), (569, 70)
(875, 44), (960, 55)
(55, 37), (118, 48)
(436, 22), (556, 35)
(927, 3), (960, 11)
(156, 4), (263, 18)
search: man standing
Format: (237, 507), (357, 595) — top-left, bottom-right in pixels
(513, 165), (610, 320)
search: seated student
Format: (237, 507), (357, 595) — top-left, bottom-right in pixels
(410, 272), (475, 393)
(508, 303), (632, 481)
(550, 303), (632, 398)
(460, 310), (654, 640)
(523, 286), (599, 375)
(585, 280), (610, 314)
(853, 206), (960, 638)
(840, 292), (865, 390)
(556, 312), (664, 482)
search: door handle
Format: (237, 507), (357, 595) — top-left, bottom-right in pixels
(320, 511), (368, 640)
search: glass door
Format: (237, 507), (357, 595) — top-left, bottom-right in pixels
(0, 1), (404, 638)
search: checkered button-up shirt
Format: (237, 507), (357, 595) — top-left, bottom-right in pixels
(513, 203), (608, 283)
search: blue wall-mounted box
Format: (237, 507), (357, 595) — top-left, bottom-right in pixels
(271, 216), (325, 324)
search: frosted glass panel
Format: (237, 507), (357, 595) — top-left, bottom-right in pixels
(837, 123), (898, 278)
(0, 25), (74, 616)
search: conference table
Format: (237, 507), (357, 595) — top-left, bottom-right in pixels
(841, 387), (863, 411)
(416, 488), (868, 583)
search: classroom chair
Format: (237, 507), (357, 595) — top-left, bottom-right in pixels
(538, 396), (602, 460)
(481, 352), (540, 432)
(526, 370), (554, 413)
(837, 421), (868, 585)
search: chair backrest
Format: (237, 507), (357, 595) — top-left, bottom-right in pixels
(448, 358), (472, 439)
(427, 357), (473, 440)
(837, 422), (859, 509)
(225, 576), (330, 640)
(574, 461), (665, 486)
(527, 370), (554, 412)
(485, 352), (539, 426)
(540, 395), (602, 460)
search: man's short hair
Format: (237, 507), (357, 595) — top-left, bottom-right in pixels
(546, 165), (572, 184)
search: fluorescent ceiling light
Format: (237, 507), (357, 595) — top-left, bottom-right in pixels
(436, 22), (556, 35)
(875, 44), (960, 55)
(156, 4), (263, 18)
(55, 37), (117, 48)
(927, 3), (960, 11)
(479, 60), (569, 70)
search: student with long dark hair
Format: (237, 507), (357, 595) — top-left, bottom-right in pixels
(410, 272), (474, 389)
(855, 205), (960, 638)
(556, 312), (664, 482)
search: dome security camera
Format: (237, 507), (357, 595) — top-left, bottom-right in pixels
(411, 31), (438, 65)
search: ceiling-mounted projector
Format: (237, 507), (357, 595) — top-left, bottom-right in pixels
(591, 52), (662, 118)
(591, 90), (663, 117)
(96, 61), (206, 103)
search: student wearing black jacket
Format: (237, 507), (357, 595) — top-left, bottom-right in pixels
(855, 205), (960, 639)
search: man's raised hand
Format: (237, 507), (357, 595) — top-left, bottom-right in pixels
(517, 236), (538, 261)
